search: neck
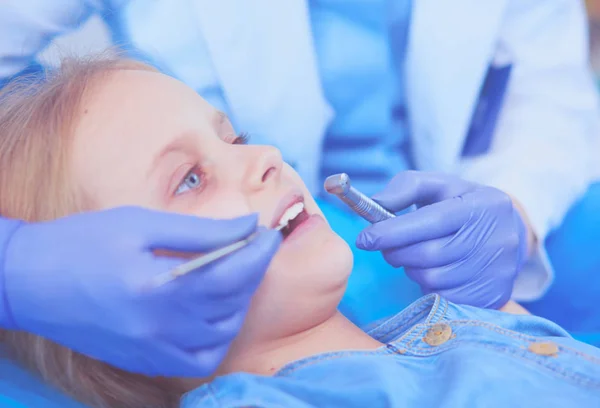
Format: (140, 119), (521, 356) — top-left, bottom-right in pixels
(217, 311), (383, 377)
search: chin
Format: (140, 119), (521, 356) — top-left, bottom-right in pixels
(241, 230), (353, 342)
(309, 232), (353, 289)
(276, 225), (352, 285)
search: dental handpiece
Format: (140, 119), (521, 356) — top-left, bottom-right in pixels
(324, 173), (395, 224)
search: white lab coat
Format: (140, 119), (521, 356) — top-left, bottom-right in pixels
(1, 0), (598, 301)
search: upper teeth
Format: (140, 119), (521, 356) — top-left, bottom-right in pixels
(278, 202), (304, 227)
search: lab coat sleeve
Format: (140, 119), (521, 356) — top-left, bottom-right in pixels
(459, 0), (600, 301)
(0, 0), (111, 83)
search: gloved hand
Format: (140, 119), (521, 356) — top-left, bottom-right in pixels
(356, 171), (528, 309)
(0, 207), (281, 377)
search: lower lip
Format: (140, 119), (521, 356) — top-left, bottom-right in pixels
(282, 214), (325, 244)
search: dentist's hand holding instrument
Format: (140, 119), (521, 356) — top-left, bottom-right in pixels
(332, 171), (530, 309)
(0, 207), (281, 377)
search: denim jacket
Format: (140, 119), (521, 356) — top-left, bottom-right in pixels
(182, 294), (600, 407)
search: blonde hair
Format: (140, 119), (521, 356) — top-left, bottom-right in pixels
(0, 55), (185, 407)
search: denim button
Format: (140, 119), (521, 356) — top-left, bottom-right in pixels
(423, 323), (453, 346)
(528, 342), (559, 356)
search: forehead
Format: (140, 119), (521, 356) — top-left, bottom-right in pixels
(70, 70), (217, 203)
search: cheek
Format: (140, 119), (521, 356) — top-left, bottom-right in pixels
(154, 193), (252, 259)
(77, 175), (155, 211)
(72, 155), (157, 210)
(172, 191), (252, 220)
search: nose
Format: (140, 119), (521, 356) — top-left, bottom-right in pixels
(244, 146), (283, 191)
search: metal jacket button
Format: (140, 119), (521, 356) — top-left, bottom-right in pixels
(423, 323), (453, 346)
(528, 342), (559, 356)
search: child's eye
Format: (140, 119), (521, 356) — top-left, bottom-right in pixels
(175, 169), (203, 195)
(172, 132), (247, 197)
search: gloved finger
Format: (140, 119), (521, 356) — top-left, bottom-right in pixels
(107, 340), (201, 377)
(381, 234), (465, 268)
(173, 283), (255, 322)
(159, 308), (248, 350)
(125, 207), (259, 252)
(182, 228), (282, 298)
(404, 263), (472, 291)
(371, 171), (473, 211)
(189, 343), (232, 377)
(356, 198), (468, 250)
(148, 342), (230, 377)
(145, 227), (280, 298)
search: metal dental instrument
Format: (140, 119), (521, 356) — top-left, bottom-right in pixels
(149, 223), (287, 288)
(324, 173), (395, 224)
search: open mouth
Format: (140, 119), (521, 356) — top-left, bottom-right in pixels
(276, 201), (310, 239)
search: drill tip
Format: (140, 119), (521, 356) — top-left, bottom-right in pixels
(324, 173), (351, 195)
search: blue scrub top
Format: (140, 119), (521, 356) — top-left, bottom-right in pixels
(307, 0), (420, 324)
(312, 0), (413, 198)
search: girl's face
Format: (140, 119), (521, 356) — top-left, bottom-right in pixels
(71, 70), (353, 345)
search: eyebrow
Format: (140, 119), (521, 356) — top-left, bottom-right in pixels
(146, 110), (227, 179)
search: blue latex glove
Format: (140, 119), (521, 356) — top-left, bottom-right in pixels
(356, 171), (528, 309)
(0, 207), (281, 377)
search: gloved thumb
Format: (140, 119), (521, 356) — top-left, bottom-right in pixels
(130, 208), (259, 252)
(371, 171), (424, 211)
(372, 171), (468, 210)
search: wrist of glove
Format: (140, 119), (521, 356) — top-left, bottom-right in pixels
(510, 196), (537, 258)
